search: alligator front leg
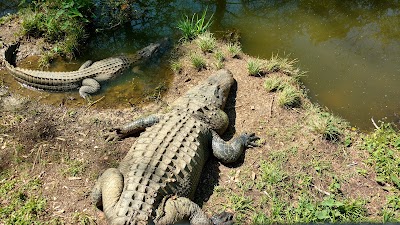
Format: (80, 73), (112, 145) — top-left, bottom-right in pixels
(154, 196), (233, 225)
(79, 60), (93, 70)
(211, 131), (259, 164)
(104, 114), (163, 141)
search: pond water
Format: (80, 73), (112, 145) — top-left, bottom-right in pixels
(2, 0), (400, 130)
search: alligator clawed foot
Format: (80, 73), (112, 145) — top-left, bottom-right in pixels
(103, 128), (124, 142)
(244, 132), (260, 148)
(211, 211), (234, 225)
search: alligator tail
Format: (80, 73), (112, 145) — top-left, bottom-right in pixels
(4, 42), (20, 67)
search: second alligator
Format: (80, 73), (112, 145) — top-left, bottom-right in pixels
(3, 39), (169, 99)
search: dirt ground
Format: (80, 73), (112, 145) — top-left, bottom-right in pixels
(0, 18), (395, 224)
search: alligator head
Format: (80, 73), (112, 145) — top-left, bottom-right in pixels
(136, 37), (171, 61)
(174, 69), (235, 110)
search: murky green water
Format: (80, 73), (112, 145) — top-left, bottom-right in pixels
(2, 0), (400, 130)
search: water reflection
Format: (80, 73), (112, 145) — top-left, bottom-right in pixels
(208, 0), (400, 130)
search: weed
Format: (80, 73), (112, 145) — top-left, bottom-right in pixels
(228, 193), (254, 223)
(252, 213), (269, 224)
(190, 54), (206, 71)
(196, 32), (216, 53)
(256, 160), (287, 190)
(19, 0), (93, 65)
(227, 42), (242, 58)
(177, 9), (213, 41)
(0, 173), (46, 224)
(277, 85), (302, 108)
(64, 160), (86, 177)
(247, 59), (264, 76)
(266, 54), (305, 78)
(214, 50), (225, 69)
(0, 13), (16, 25)
(264, 75), (294, 92)
(310, 109), (347, 142)
(170, 61), (182, 74)
(73, 212), (96, 224)
(363, 123), (400, 188)
(382, 195), (400, 222)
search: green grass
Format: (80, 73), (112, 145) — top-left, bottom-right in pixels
(382, 195), (400, 222)
(277, 85), (302, 108)
(214, 50), (225, 69)
(177, 9), (213, 41)
(196, 31), (216, 53)
(190, 53), (206, 71)
(247, 59), (264, 76)
(309, 107), (347, 142)
(19, 0), (93, 66)
(264, 75), (295, 92)
(170, 60), (182, 74)
(227, 42), (242, 58)
(266, 54), (305, 78)
(0, 172), (46, 224)
(363, 123), (400, 189)
(64, 159), (86, 177)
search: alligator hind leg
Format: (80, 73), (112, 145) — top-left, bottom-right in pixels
(79, 78), (101, 99)
(154, 196), (233, 225)
(92, 168), (123, 214)
(211, 131), (259, 164)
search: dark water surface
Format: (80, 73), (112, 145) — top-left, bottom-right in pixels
(2, 0), (400, 130)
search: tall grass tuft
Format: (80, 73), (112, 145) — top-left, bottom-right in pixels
(177, 9), (213, 41)
(190, 54), (206, 71)
(277, 85), (302, 108)
(247, 59), (264, 76)
(227, 42), (242, 58)
(196, 32), (216, 53)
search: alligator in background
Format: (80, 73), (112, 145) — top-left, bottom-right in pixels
(93, 69), (259, 225)
(3, 39), (169, 99)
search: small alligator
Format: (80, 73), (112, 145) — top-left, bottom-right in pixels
(3, 39), (169, 99)
(93, 69), (259, 225)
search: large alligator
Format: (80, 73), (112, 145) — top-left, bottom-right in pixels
(93, 69), (259, 225)
(3, 39), (168, 99)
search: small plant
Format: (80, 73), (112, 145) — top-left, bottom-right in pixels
(0, 174), (46, 224)
(277, 85), (302, 108)
(214, 51), (225, 69)
(382, 195), (400, 222)
(196, 32), (216, 53)
(227, 42), (242, 58)
(64, 160), (86, 177)
(266, 54), (306, 78)
(228, 193), (254, 223)
(177, 9), (213, 41)
(264, 75), (294, 92)
(170, 61), (182, 74)
(247, 59), (264, 76)
(190, 54), (206, 71)
(363, 122), (400, 188)
(310, 111), (347, 142)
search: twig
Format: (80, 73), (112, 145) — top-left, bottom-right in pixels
(86, 96), (105, 110)
(311, 184), (331, 196)
(269, 95), (275, 118)
(371, 117), (380, 130)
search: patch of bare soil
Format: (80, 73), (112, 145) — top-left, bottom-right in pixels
(0, 19), (392, 224)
